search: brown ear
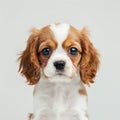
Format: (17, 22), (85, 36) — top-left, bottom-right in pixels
(80, 28), (100, 85)
(19, 29), (40, 85)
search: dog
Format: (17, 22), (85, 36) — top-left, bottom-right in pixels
(19, 23), (99, 120)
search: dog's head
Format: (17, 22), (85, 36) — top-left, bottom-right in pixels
(19, 23), (99, 85)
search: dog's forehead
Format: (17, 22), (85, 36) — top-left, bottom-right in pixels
(39, 23), (80, 46)
(49, 23), (70, 44)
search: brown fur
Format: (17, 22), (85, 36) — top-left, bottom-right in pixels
(79, 28), (100, 85)
(79, 88), (87, 96)
(62, 38), (81, 68)
(19, 27), (57, 85)
(63, 26), (99, 85)
(38, 39), (57, 69)
(19, 29), (41, 85)
(19, 25), (99, 85)
(28, 113), (34, 120)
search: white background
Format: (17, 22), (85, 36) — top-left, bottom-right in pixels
(0, 0), (120, 120)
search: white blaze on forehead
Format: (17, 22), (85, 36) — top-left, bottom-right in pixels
(44, 24), (76, 80)
(49, 23), (70, 44)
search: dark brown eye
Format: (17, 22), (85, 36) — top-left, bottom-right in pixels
(69, 47), (78, 56)
(42, 48), (51, 56)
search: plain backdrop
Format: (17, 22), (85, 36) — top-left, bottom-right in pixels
(0, 0), (120, 120)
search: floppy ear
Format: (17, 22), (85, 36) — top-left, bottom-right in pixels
(80, 28), (100, 85)
(19, 29), (40, 85)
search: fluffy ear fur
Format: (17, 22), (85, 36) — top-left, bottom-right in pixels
(19, 29), (40, 85)
(80, 28), (100, 85)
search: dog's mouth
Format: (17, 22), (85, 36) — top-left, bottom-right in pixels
(55, 70), (65, 76)
(43, 69), (75, 83)
(43, 70), (66, 79)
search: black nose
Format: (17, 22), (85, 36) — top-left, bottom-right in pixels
(54, 61), (65, 70)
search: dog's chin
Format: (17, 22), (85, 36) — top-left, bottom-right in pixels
(44, 72), (74, 83)
(55, 71), (66, 76)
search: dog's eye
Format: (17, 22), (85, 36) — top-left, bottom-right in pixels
(42, 48), (51, 56)
(69, 47), (78, 56)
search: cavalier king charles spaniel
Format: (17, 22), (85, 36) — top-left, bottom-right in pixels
(19, 23), (99, 120)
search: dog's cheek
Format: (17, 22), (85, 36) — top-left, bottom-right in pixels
(38, 54), (49, 69)
(43, 57), (56, 77)
(68, 54), (81, 68)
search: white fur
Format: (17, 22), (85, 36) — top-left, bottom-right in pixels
(44, 52), (76, 82)
(33, 75), (88, 120)
(32, 23), (88, 120)
(50, 23), (70, 44)
(43, 23), (75, 82)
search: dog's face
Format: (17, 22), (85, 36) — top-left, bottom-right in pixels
(39, 24), (82, 82)
(19, 23), (99, 85)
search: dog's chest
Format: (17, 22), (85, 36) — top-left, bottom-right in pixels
(51, 84), (73, 111)
(34, 81), (80, 112)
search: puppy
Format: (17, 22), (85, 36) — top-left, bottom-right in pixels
(19, 23), (99, 120)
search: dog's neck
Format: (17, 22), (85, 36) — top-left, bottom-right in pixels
(34, 73), (85, 97)
(33, 73), (88, 120)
